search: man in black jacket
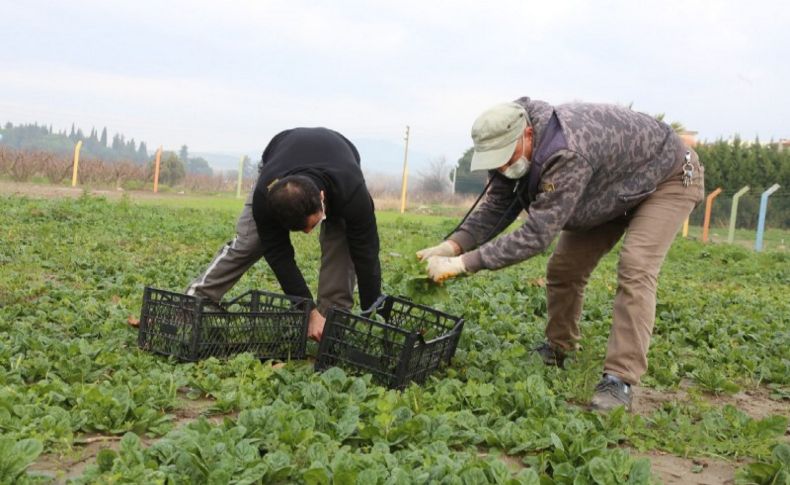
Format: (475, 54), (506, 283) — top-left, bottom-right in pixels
(187, 127), (382, 341)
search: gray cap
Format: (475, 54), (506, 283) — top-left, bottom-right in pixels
(470, 102), (530, 171)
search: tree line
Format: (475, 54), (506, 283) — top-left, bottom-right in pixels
(0, 122), (226, 178)
(691, 137), (789, 229)
(0, 122), (150, 164)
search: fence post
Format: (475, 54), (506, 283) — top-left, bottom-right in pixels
(755, 184), (781, 252)
(702, 187), (723, 243)
(70, 140), (83, 187)
(727, 186), (750, 244)
(682, 218), (689, 238)
(399, 125), (410, 214)
(153, 146), (163, 193)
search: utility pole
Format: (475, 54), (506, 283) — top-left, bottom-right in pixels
(451, 166), (457, 195)
(399, 125), (410, 214)
(236, 155), (244, 199)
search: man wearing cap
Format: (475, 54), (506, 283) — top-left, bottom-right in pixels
(417, 97), (704, 411)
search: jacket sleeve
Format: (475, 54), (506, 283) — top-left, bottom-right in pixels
(341, 187), (382, 310)
(448, 172), (521, 252)
(254, 209), (313, 302)
(462, 151), (593, 272)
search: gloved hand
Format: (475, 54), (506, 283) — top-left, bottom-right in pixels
(416, 240), (460, 261)
(426, 256), (467, 283)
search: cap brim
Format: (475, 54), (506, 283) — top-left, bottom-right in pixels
(470, 138), (518, 172)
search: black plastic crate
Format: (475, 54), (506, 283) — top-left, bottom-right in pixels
(315, 296), (464, 389)
(138, 287), (311, 362)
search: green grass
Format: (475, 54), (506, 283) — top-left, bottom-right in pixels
(0, 193), (788, 484)
(685, 224), (789, 251)
(125, 190), (790, 251)
(130, 192), (246, 213)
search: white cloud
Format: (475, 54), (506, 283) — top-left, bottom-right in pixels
(1, 0), (789, 163)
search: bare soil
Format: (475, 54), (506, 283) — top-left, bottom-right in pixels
(0, 180), (178, 199)
(633, 379), (790, 423)
(30, 436), (129, 484)
(632, 450), (739, 485)
(631, 380), (788, 484)
(28, 394), (230, 484)
(481, 446), (742, 484)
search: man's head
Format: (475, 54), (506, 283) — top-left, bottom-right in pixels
(267, 175), (325, 233)
(470, 102), (534, 177)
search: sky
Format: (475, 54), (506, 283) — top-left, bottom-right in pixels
(1, 0), (789, 174)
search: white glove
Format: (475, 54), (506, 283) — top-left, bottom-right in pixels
(416, 241), (460, 261)
(426, 256), (467, 283)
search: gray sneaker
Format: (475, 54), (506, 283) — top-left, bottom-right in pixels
(533, 342), (567, 368)
(590, 374), (632, 412)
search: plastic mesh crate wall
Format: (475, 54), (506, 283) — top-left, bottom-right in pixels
(315, 296), (464, 389)
(138, 287), (310, 361)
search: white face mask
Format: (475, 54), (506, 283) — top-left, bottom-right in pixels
(502, 156), (530, 179)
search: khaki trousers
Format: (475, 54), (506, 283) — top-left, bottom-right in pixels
(545, 151), (704, 385)
(186, 185), (355, 315)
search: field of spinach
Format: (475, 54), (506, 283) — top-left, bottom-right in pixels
(1, 193), (788, 484)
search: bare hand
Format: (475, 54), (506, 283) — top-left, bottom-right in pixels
(307, 308), (326, 342)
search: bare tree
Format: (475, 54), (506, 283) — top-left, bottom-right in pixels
(7, 150), (37, 182)
(41, 154), (72, 184)
(0, 146), (12, 175)
(416, 156), (451, 194)
(77, 158), (109, 185)
(364, 171), (401, 198)
(113, 161), (146, 189)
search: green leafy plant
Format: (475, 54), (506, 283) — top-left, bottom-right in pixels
(1, 195), (788, 483)
(0, 437), (43, 483)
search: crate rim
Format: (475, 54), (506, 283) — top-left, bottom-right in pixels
(326, 297), (465, 345)
(143, 286), (314, 312)
(226, 289), (314, 309)
(325, 306), (413, 338)
(382, 294), (464, 323)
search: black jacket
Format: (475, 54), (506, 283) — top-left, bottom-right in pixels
(251, 127), (381, 310)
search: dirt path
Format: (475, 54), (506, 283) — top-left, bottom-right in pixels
(0, 180), (176, 201)
(630, 381), (788, 484)
(481, 447), (741, 484)
(632, 450), (740, 485)
(632, 380), (790, 421)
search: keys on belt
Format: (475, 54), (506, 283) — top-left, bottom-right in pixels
(682, 150), (694, 187)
